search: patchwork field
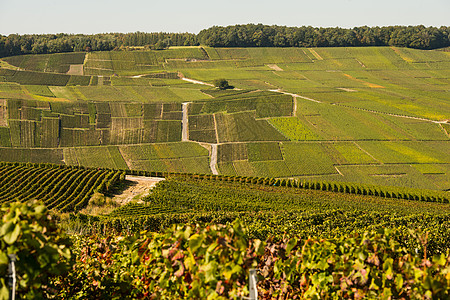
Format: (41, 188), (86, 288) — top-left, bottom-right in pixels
(0, 46), (449, 190)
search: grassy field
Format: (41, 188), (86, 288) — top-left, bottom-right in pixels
(0, 46), (448, 190)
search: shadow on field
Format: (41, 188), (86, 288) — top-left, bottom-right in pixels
(104, 180), (138, 197)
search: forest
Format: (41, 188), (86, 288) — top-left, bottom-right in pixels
(1, 24), (449, 58)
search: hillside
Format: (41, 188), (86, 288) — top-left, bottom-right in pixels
(0, 46), (449, 190)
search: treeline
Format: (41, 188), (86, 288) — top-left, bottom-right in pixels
(1, 24), (449, 58)
(0, 32), (198, 58)
(198, 24), (450, 49)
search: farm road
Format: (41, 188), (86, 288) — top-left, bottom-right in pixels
(269, 89), (322, 103)
(113, 176), (165, 205)
(182, 102), (191, 141)
(267, 64), (284, 71)
(182, 77), (214, 86)
(210, 144), (219, 175)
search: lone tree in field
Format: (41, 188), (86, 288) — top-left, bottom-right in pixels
(213, 78), (230, 90)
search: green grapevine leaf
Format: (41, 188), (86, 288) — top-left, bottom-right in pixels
(3, 223), (21, 245)
(0, 278), (9, 300)
(189, 234), (204, 253)
(286, 237), (297, 254)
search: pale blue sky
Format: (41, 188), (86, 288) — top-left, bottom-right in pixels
(0, 0), (448, 35)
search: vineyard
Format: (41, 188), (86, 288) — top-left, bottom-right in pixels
(1, 45), (448, 190)
(1, 27), (450, 299)
(0, 161), (449, 299)
(0, 162), (124, 212)
(52, 175), (449, 299)
(0, 164), (448, 298)
(2, 200), (449, 299)
(65, 175), (449, 245)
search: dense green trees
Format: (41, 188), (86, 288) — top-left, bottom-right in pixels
(0, 32), (198, 58)
(0, 25), (449, 59)
(197, 24), (450, 49)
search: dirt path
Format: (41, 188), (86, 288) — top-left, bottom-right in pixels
(269, 89), (322, 103)
(308, 49), (323, 60)
(210, 144), (219, 175)
(267, 64), (284, 71)
(181, 77), (215, 86)
(112, 176), (165, 205)
(439, 123), (450, 137)
(293, 97), (298, 117)
(337, 87), (357, 92)
(353, 141), (382, 164)
(182, 102), (190, 141)
(213, 114), (220, 143)
(334, 166), (344, 176)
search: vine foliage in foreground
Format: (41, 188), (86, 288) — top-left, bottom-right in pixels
(0, 201), (449, 299)
(58, 222), (450, 299)
(0, 201), (71, 299)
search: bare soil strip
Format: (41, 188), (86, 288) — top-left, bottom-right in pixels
(308, 49), (323, 60)
(269, 89), (322, 104)
(181, 77), (215, 86)
(343, 73), (385, 89)
(302, 49), (315, 61)
(355, 59), (366, 68)
(390, 46), (414, 63)
(293, 97), (298, 117)
(112, 176), (165, 205)
(267, 64), (284, 71)
(182, 102), (190, 141)
(210, 144), (219, 175)
(213, 114), (220, 143)
(337, 88), (357, 92)
(439, 123), (450, 137)
(352, 141), (382, 164)
(334, 166), (344, 176)
(66, 64), (84, 75)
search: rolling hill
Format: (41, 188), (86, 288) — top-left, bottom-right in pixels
(0, 46), (449, 191)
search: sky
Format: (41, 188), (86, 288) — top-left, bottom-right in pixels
(0, 0), (449, 35)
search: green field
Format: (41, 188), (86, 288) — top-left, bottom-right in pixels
(0, 46), (448, 190)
